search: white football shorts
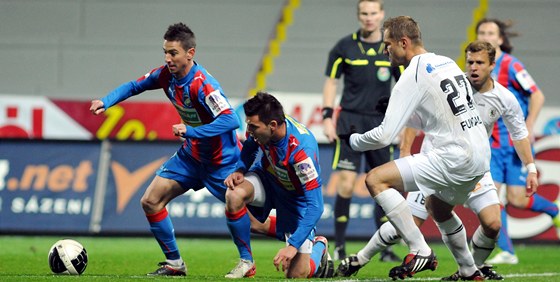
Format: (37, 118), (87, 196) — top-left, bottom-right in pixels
(406, 171), (500, 220)
(395, 153), (485, 206)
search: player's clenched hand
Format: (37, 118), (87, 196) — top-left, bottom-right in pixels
(322, 119), (337, 143)
(526, 171), (539, 197)
(172, 124), (187, 137)
(90, 100), (105, 115)
(273, 245), (297, 272)
(224, 171), (244, 190)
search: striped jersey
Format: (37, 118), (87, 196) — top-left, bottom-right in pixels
(101, 62), (240, 165)
(490, 52), (539, 149)
(238, 116), (323, 248)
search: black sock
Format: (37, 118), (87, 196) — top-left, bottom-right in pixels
(334, 195), (351, 247)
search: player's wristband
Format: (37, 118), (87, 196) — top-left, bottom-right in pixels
(322, 107), (333, 120)
(526, 163), (537, 174)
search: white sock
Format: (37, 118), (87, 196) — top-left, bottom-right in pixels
(375, 189), (430, 256)
(436, 212), (477, 277)
(357, 221), (401, 265)
(471, 226), (496, 267)
(166, 258), (184, 267)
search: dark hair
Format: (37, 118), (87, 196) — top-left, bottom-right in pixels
(465, 40), (496, 64)
(243, 92), (285, 126)
(476, 18), (518, 54)
(164, 23), (196, 51)
(382, 16), (422, 44)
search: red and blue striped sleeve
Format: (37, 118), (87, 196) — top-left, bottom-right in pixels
(101, 66), (166, 108)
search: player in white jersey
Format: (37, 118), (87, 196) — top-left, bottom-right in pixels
(336, 41), (539, 280)
(342, 16), (490, 280)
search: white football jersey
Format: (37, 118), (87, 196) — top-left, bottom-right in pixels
(473, 82), (528, 141)
(350, 53), (490, 176)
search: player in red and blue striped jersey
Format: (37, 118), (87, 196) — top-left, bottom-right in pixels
(90, 23), (245, 276)
(477, 18), (558, 265)
(224, 92), (334, 279)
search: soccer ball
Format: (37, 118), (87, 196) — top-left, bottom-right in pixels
(48, 239), (88, 275)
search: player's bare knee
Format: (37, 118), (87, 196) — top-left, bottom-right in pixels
(224, 189), (245, 213)
(140, 196), (161, 214)
(364, 169), (385, 196)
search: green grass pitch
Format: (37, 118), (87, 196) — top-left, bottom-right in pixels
(1, 235), (559, 281)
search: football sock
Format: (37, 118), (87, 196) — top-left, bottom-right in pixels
(496, 205), (515, 254)
(527, 194), (559, 217)
(471, 226), (496, 267)
(166, 258), (183, 267)
(334, 195), (351, 248)
(146, 208), (180, 260)
(225, 206), (253, 261)
(310, 238), (327, 276)
(358, 221), (401, 265)
(266, 215), (277, 238)
(375, 189), (430, 256)
(374, 201), (388, 232)
(435, 212), (477, 277)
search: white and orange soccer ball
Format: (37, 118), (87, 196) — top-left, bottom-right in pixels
(48, 239), (88, 275)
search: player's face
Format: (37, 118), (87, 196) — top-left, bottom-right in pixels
(163, 40), (194, 79)
(466, 50), (495, 91)
(246, 115), (273, 145)
(358, 1), (384, 34)
(476, 22), (503, 51)
(383, 30), (406, 66)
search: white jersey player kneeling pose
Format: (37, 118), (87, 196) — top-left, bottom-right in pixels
(336, 41), (538, 281)
(339, 16), (492, 280)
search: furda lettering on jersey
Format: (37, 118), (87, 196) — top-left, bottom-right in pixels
(460, 115), (483, 131)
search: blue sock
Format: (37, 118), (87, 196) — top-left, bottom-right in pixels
(226, 207), (253, 261)
(146, 209), (180, 260)
(528, 194), (559, 217)
(310, 239), (326, 275)
(496, 206), (515, 255)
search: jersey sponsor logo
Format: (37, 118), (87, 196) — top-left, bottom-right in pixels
(175, 106), (202, 126)
(294, 157), (318, 184)
(426, 60), (454, 73)
(205, 90), (229, 117)
(265, 164), (295, 191)
(515, 69), (536, 91)
(377, 67), (391, 82)
(263, 150), (295, 190)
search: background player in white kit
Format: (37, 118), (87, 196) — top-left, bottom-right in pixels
(343, 16), (490, 280)
(336, 41), (539, 280)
